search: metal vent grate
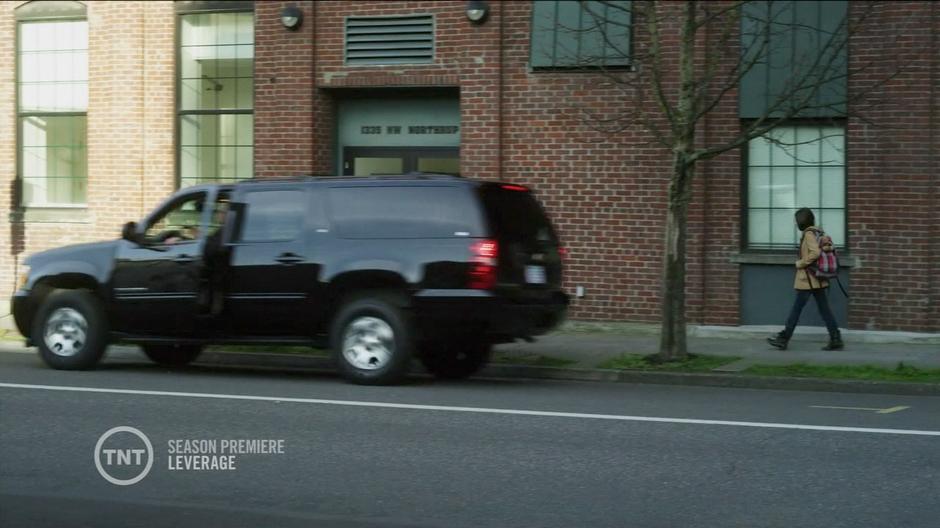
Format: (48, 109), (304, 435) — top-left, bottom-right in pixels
(345, 15), (434, 65)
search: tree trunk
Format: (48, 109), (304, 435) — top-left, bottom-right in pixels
(658, 155), (693, 361)
(657, 0), (697, 362)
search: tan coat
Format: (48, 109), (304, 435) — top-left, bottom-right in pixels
(794, 226), (828, 290)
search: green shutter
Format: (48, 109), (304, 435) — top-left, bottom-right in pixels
(530, 1), (558, 68)
(530, 0), (631, 69)
(602, 0), (632, 66)
(813, 0), (848, 116)
(554, 0), (583, 65)
(739, 1), (847, 118)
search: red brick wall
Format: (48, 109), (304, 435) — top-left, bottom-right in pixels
(499, 1), (740, 325)
(931, 3), (940, 333)
(0, 4), (16, 307)
(311, 0), (502, 179)
(845, 1), (938, 331)
(1, 1), (174, 315)
(2, 1), (937, 332)
(499, 1), (673, 322)
(254, 1), (318, 178)
(292, 0), (939, 329)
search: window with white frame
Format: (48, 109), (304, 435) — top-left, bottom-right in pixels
(17, 1), (88, 206)
(178, 10), (254, 187)
(746, 125), (845, 248)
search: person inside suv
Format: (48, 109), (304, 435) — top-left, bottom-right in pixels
(146, 195), (206, 245)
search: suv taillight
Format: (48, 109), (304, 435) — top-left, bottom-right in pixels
(468, 239), (498, 290)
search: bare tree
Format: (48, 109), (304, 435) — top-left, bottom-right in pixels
(542, 0), (911, 361)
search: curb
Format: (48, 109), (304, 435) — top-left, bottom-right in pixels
(197, 351), (940, 396)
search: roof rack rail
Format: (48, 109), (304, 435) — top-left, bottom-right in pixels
(240, 175), (318, 184)
(238, 172), (463, 184)
(367, 171), (462, 179)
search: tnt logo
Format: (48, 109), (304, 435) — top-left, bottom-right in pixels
(94, 426), (154, 486)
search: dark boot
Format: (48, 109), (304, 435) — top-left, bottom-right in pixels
(822, 330), (844, 351)
(767, 331), (789, 350)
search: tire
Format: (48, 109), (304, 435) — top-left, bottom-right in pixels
(331, 293), (413, 385)
(33, 290), (109, 370)
(419, 340), (492, 380)
(142, 344), (203, 367)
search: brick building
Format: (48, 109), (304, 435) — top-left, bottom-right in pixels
(1, 0), (938, 332)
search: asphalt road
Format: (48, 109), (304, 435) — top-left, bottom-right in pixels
(1, 347), (939, 528)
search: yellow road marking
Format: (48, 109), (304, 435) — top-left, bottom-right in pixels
(876, 406), (910, 414)
(810, 405), (910, 414)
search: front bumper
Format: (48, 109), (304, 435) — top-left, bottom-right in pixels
(412, 289), (569, 342)
(11, 290), (34, 339)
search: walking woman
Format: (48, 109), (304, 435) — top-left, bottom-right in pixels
(767, 208), (844, 351)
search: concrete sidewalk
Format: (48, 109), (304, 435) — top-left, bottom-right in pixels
(497, 323), (940, 371)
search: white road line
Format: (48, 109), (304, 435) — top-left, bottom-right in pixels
(811, 405), (911, 414)
(1, 382), (938, 437)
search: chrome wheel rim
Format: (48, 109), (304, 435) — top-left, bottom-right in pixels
(43, 308), (88, 357)
(342, 316), (394, 370)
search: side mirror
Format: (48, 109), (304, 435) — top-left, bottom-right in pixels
(121, 221), (139, 243)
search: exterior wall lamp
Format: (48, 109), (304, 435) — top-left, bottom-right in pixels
(281, 5), (303, 30)
(466, 1), (489, 24)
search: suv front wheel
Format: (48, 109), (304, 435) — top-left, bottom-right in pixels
(331, 294), (413, 385)
(33, 290), (108, 370)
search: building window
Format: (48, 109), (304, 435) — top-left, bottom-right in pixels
(17, 1), (88, 207)
(178, 11), (254, 187)
(739, 1), (847, 119)
(530, 0), (631, 69)
(746, 125), (845, 249)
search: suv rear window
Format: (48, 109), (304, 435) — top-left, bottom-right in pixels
(479, 186), (557, 243)
(329, 186), (484, 239)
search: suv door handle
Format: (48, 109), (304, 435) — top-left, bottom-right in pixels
(275, 253), (305, 265)
(174, 254), (195, 264)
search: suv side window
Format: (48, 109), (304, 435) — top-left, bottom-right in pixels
(237, 189), (306, 242)
(329, 185), (484, 239)
(143, 192), (207, 245)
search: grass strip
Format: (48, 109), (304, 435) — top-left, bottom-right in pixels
(492, 352), (577, 368)
(598, 354), (740, 372)
(744, 362), (940, 383)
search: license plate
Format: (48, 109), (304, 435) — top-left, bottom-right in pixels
(525, 265), (546, 284)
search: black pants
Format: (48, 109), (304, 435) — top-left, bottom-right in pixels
(783, 288), (839, 338)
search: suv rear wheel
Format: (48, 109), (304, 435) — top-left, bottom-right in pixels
(331, 293), (413, 385)
(142, 344), (203, 367)
(33, 290), (108, 370)
(419, 340), (492, 380)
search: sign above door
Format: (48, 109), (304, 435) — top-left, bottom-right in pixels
(337, 97), (460, 149)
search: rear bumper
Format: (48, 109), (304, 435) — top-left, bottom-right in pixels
(412, 289), (569, 342)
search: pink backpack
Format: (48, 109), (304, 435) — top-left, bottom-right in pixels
(809, 229), (838, 279)
(802, 228), (848, 296)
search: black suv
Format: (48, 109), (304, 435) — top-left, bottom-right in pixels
(12, 174), (568, 384)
